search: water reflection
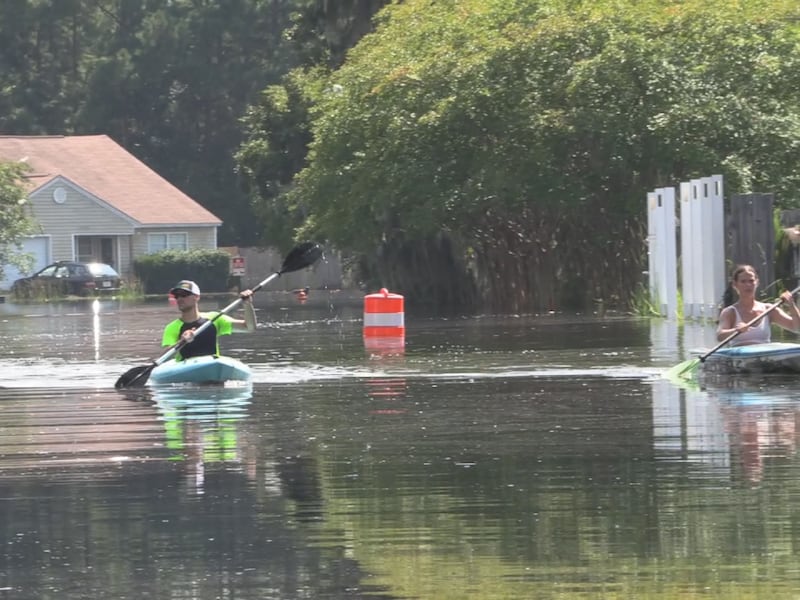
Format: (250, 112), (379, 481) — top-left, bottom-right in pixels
(0, 388), (165, 476)
(365, 343), (408, 415)
(153, 384), (254, 493)
(698, 378), (800, 485)
(652, 376), (731, 474)
(3, 302), (800, 597)
(298, 375), (800, 599)
(292, 376), (660, 598)
(0, 384), (385, 599)
(653, 372), (800, 485)
(92, 298), (101, 361)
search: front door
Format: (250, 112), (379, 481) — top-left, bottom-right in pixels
(75, 236), (116, 268)
(100, 238), (114, 266)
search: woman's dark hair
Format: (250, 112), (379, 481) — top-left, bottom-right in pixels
(721, 264), (758, 307)
(730, 264), (757, 283)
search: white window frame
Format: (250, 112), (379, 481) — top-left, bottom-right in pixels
(148, 232), (188, 253)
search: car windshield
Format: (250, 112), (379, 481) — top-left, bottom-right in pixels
(36, 266), (58, 277)
(87, 263), (119, 277)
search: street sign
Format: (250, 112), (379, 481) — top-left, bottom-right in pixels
(231, 255), (246, 276)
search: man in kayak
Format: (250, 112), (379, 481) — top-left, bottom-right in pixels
(716, 265), (800, 345)
(163, 280), (257, 360)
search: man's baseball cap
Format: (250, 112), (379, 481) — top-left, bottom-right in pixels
(170, 280), (200, 295)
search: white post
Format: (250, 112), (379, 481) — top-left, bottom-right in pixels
(679, 182), (696, 318)
(708, 174), (726, 315)
(650, 175), (725, 321)
(698, 178), (713, 318)
(694, 175), (726, 318)
(690, 180), (705, 319)
(658, 187), (678, 317)
(647, 188), (678, 317)
(647, 191), (658, 311)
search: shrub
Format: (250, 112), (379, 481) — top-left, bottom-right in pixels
(134, 249), (232, 294)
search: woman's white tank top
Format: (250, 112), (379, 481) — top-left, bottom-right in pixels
(730, 305), (771, 346)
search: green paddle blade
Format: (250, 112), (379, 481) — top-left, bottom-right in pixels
(663, 358), (701, 383)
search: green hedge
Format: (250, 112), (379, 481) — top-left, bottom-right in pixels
(134, 249), (232, 294)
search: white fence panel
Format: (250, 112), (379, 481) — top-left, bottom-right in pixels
(648, 174), (725, 321)
(647, 188), (678, 317)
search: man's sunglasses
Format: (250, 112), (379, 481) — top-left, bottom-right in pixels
(172, 291), (194, 298)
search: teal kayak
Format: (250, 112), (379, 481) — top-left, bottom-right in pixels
(149, 355), (252, 385)
(701, 342), (800, 375)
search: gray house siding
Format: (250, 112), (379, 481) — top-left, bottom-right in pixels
(25, 181), (218, 283)
(28, 181), (136, 275)
(32, 182), (135, 237)
(131, 227), (219, 256)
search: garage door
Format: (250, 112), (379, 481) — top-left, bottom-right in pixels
(0, 236), (50, 290)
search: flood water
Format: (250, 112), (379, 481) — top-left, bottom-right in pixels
(1, 292), (800, 599)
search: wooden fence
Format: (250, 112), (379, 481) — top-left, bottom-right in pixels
(727, 193), (775, 293)
(220, 246), (344, 291)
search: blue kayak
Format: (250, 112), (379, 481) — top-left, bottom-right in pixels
(149, 355), (252, 385)
(701, 342), (800, 375)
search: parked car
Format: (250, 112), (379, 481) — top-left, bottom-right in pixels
(12, 261), (122, 298)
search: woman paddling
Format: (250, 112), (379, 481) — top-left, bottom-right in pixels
(716, 265), (800, 346)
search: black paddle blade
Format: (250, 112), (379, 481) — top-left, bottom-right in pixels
(280, 242), (323, 274)
(114, 363), (156, 389)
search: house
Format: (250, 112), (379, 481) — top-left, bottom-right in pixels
(0, 135), (222, 289)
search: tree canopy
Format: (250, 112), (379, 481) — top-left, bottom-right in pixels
(4, 0), (800, 310)
(0, 0), (304, 246)
(240, 0), (800, 310)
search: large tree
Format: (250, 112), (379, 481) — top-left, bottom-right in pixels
(243, 0), (800, 311)
(0, 0), (304, 246)
(74, 0), (299, 245)
(0, 0), (98, 134)
(237, 0), (389, 251)
(0, 163), (36, 281)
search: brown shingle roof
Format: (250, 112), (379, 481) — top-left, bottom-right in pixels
(0, 135), (221, 226)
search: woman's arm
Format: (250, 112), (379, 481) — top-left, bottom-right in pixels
(770, 291), (800, 332)
(716, 306), (738, 340)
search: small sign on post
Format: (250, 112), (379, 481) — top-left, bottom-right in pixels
(231, 255), (246, 276)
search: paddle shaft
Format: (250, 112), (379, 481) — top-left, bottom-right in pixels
(700, 284), (800, 362)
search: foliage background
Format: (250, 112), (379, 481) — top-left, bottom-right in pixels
(242, 0), (800, 311)
(0, 163), (35, 281)
(3, 0), (800, 311)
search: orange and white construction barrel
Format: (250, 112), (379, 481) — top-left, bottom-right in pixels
(363, 288), (405, 352)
